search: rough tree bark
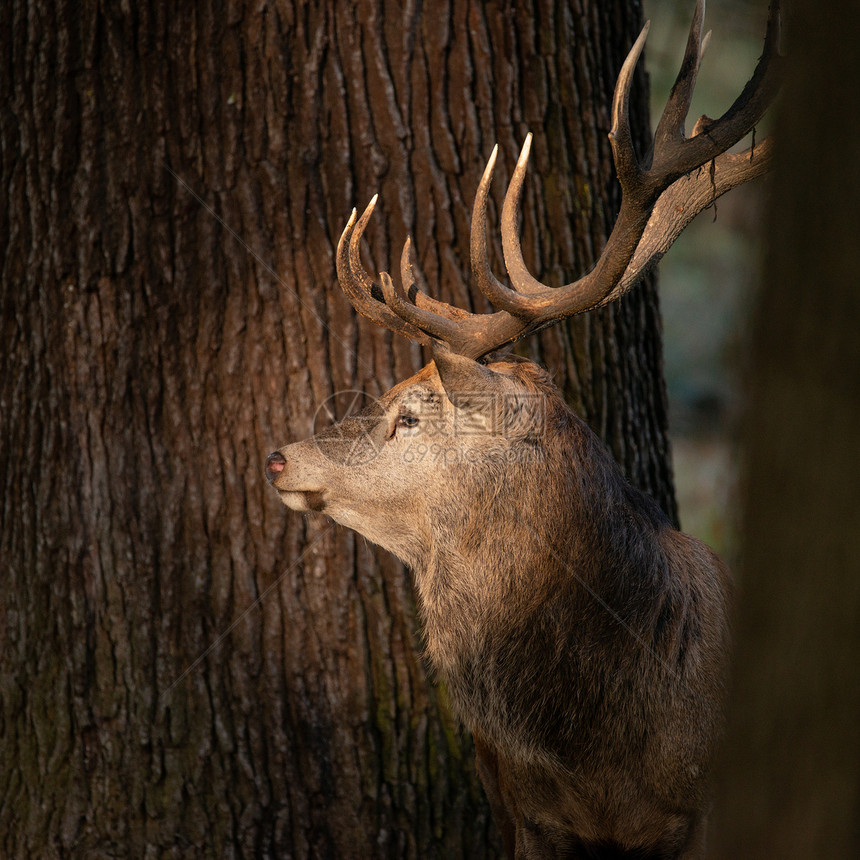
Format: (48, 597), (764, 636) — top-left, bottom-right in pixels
(0, 0), (670, 856)
(712, 0), (860, 855)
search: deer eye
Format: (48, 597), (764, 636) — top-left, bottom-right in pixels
(396, 413), (419, 429)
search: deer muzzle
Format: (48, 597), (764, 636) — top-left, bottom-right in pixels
(265, 451), (286, 483)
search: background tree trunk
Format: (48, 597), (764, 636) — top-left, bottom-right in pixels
(0, 0), (670, 856)
(712, 0), (860, 856)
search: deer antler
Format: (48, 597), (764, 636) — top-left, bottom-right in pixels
(336, 0), (783, 361)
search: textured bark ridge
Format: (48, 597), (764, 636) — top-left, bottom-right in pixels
(0, 1), (671, 856)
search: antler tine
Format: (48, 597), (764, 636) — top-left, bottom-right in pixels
(377, 269), (467, 345)
(347, 196), (381, 299)
(400, 237), (473, 321)
(653, 0), (706, 155)
(338, 195), (484, 346)
(399, 236), (417, 300)
(609, 21), (651, 192)
(337, 200), (432, 345)
(499, 134), (554, 303)
(471, 143), (542, 316)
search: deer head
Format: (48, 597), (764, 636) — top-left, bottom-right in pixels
(266, 0), (781, 556)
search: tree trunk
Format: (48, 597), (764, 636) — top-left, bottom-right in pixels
(0, 1), (670, 856)
(712, 0), (860, 856)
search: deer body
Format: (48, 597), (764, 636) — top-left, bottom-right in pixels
(269, 354), (729, 857)
(266, 3), (780, 855)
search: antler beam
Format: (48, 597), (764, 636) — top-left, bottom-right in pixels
(336, 0), (783, 360)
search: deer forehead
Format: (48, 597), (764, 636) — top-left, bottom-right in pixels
(397, 386), (443, 412)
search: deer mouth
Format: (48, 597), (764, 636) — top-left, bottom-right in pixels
(276, 488), (327, 513)
(301, 490), (327, 512)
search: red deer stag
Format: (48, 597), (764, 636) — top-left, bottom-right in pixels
(266, 1), (780, 856)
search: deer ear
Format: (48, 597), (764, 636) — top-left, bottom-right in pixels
(431, 343), (508, 411)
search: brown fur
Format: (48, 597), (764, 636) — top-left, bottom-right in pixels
(268, 355), (730, 859)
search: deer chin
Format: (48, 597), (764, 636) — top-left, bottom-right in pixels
(276, 489), (327, 513)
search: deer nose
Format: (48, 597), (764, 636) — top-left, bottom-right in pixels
(265, 451), (286, 483)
